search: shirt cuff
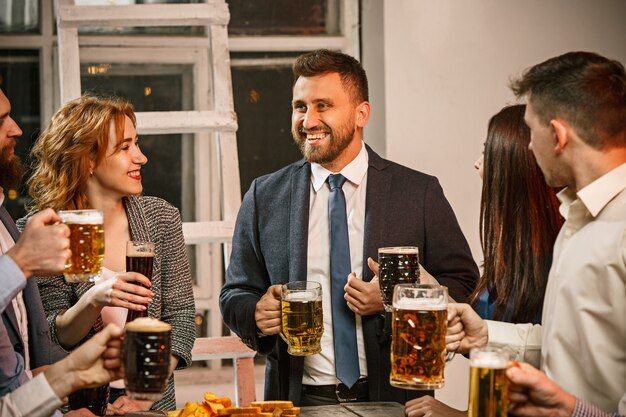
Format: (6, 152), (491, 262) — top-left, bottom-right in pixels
(485, 320), (542, 367)
(10, 373), (63, 417)
(571, 397), (621, 417)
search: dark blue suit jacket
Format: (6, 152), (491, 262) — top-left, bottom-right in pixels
(0, 206), (66, 394)
(220, 146), (478, 404)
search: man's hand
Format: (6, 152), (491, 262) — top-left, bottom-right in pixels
(507, 362), (576, 417)
(255, 284), (282, 335)
(44, 324), (123, 400)
(86, 272), (153, 311)
(65, 409), (98, 417)
(405, 395), (467, 417)
(7, 208), (70, 278)
(446, 303), (488, 354)
(344, 271), (384, 316)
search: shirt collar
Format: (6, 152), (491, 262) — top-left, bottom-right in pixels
(310, 141), (369, 192)
(558, 162), (626, 218)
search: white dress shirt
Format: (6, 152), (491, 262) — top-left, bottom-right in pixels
(487, 162), (626, 414)
(302, 141), (369, 385)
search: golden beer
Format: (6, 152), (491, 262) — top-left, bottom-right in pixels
(390, 284), (448, 390)
(59, 210), (104, 283)
(280, 281), (323, 356)
(468, 347), (508, 417)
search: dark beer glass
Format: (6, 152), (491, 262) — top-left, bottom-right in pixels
(378, 246), (420, 312)
(123, 317), (171, 401)
(390, 284), (448, 390)
(125, 241), (155, 322)
(68, 384), (110, 416)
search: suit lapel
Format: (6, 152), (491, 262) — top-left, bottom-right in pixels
(363, 146), (391, 282)
(0, 205), (20, 242)
(288, 162), (310, 283)
(0, 205), (21, 339)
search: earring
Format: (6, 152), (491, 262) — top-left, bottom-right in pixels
(89, 170), (94, 177)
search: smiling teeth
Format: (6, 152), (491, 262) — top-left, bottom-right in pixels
(306, 133), (328, 139)
(128, 171), (140, 177)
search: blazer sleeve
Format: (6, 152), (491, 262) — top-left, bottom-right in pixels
(0, 321), (29, 396)
(422, 177), (479, 302)
(156, 204), (195, 370)
(220, 180), (277, 354)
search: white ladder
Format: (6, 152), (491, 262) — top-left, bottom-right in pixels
(55, 0), (241, 356)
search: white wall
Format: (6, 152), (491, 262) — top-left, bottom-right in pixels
(370, 0), (626, 409)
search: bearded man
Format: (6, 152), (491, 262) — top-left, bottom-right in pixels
(220, 50), (478, 406)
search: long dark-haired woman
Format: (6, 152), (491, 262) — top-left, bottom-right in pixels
(17, 95), (195, 413)
(405, 104), (564, 417)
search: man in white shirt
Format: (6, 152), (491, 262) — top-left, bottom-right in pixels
(446, 52), (626, 417)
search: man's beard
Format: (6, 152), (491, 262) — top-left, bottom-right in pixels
(292, 120), (356, 165)
(0, 143), (24, 189)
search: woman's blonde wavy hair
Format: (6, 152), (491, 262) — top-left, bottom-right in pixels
(28, 95), (136, 211)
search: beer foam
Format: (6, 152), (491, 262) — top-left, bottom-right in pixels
(393, 297), (445, 310)
(125, 317), (172, 332)
(59, 209), (103, 224)
(470, 356), (508, 369)
(379, 246), (419, 254)
(283, 291), (318, 302)
(127, 246), (155, 257)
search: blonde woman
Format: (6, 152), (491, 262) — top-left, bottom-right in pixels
(18, 95), (195, 413)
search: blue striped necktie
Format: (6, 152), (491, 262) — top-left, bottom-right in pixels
(327, 173), (360, 388)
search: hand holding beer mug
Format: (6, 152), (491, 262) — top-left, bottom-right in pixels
(280, 281), (323, 356)
(378, 247), (420, 312)
(126, 241), (155, 322)
(58, 209), (104, 283)
(124, 318), (172, 401)
(468, 347), (508, 417)
(391, 284), (448, 389)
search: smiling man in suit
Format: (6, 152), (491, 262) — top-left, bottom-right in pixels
(220, 50), (478, 406)
(0, 87), (71, 396)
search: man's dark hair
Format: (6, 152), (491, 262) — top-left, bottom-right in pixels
(510, 51), (626, 149)
(293, 49), (369, 103)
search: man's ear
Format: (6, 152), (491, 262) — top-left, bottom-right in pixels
(355, 101), (370, 128)
(550, 119), (569, 154)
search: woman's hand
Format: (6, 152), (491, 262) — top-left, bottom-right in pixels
(107, 396), (153, 415)
(405, 395), (467, 417)
(86, 272), (153, 311)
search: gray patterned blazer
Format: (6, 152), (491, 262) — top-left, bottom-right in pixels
(17, 195), (195, 410)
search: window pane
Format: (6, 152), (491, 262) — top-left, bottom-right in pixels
(74, 0), (205, 36)
(231, 54), (303, 194)
(0, 0), (40, 34)
(227, 0), (339, 36)
(80, 63), (195, 221)
(0, 49), (39, 219)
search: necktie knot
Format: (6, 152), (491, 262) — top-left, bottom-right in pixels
(328, 174), (347, 190)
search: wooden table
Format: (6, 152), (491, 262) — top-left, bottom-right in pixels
(127, 402), (405, 417)
(301, 402), (405, 416)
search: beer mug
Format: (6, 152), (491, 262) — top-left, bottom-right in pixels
(125, 241), (155, 322)
(378, 246), (420, 312)
(468, 347), (509, 417)
(280, 281), (323, 356)
(390, 284), (448, 389)
(68, 384), (110, 416)
(58, 209), (105, 283)
(124, 317), (172, 401)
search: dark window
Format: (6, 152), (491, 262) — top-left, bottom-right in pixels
(0, 49), (39, 220)
(231, 55), (303, 194)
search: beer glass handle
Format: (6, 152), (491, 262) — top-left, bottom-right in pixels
(279, 330), (288, 344)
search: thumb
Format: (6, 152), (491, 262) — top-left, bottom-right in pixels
(91, 324), (124, 347)
(367, 257), (379, 277)
(269, 284), (283, 298)
(32, 208), (63, 226)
